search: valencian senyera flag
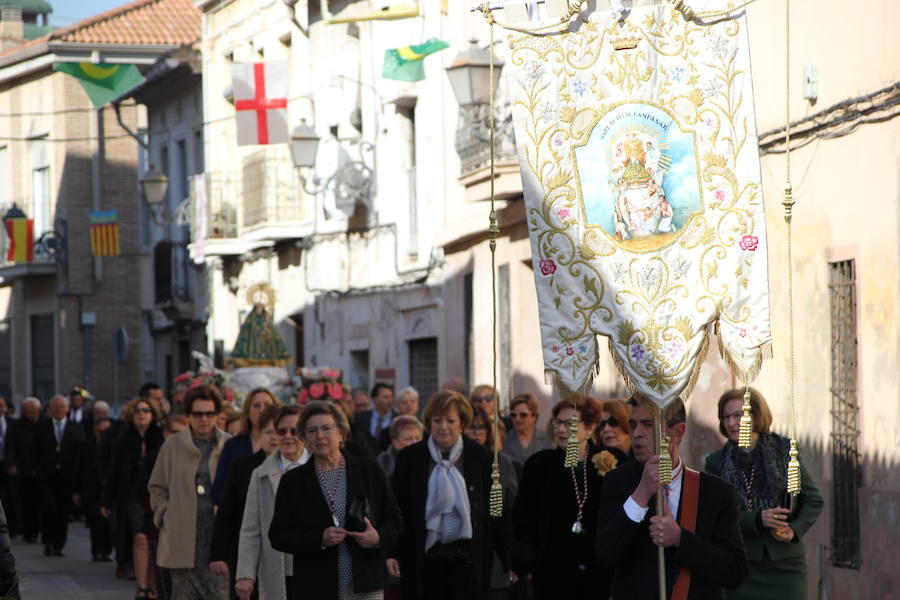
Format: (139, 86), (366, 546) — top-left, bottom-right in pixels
(232, 62), (289, 146)
(90, 211), (120, 257)
(506, 2), (772, 412)
(5, 217), (33, 263)
(53, 62), (145, 108)
(382, 38), (449, 82)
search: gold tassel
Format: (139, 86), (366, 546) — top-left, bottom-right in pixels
(786, 438), (801, 496)
(489, 458), (503, 517)
(563, 412), (579, 468)
(738, 389), (753, 448)
(658, 434), (672, 486)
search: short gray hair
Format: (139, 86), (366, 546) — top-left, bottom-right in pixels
(23, 396), (41, 409)
(396, 386), (419, 404)
(93, 401), (110, 415)
(50, 394), (69, 407)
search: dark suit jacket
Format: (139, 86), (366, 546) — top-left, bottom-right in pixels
(210, 449), (266, 568)
(353, 410), (395, 457)
(69, 404), (94, 437)
(4, 417), (36, 477)
(391, 436), (500, 600)
(74, 437), (104, 508)
(212, 433), (254, 505)
(269, 452), (402, 600)
(705, 445), (823, 563)
(35, 418), (84, 487)
(101, 423), (164, 510)
(596, 459), (747, 600)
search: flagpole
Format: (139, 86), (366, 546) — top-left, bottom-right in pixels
(655, 417), (666, 600)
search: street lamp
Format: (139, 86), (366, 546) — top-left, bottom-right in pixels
(141, 167), (169, 206)
(2, 203), (26, 223)
(290, 120), (321, 169)
(446, 38), (503, 106)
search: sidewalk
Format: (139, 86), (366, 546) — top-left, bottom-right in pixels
(11, 521), (135, 599)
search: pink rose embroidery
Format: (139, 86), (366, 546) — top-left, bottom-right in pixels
(540, 259), (557, 276)
(309, 382), (325, 399)
(298, 389), (309, 405)
(566, 347), (574, 356)
(739, 328), (748, 337)
(739, 235), (759, 251)
(557, 208), (570, 219)
(551, 345), (560, 353)
(714, 189), (725, 201)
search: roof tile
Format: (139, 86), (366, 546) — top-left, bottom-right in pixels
(49, 0), (200, 46)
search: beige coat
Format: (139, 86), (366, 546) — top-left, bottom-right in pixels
(148, 427), (230, 569)
(236, 449), (309, 600)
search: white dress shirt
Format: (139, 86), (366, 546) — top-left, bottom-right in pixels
(624, 459), (684, 522)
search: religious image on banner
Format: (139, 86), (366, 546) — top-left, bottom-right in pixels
(231, 62), (289, 146)
(505, 2), (772, 410)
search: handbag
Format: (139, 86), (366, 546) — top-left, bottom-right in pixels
(346, 493), (371, 532)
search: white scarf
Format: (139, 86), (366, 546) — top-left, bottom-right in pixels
(424, 435), (472, 551)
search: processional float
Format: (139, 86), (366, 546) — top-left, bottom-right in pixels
(473, 1), (803, 597)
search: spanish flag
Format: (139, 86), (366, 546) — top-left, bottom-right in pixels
(5, 218), (33, 263)
(90, 211), (120, 257)
(382, 38), (449, 82)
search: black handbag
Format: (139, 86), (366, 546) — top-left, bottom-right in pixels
(346, 493), (371, 532)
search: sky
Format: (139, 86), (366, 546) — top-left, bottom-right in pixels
(50, 0), (132, 27)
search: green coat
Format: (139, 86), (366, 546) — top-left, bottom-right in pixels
(705, 446), (823, 563)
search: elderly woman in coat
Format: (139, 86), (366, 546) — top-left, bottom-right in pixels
(235, 405), (310, 600)
(149, 385), (231, 599)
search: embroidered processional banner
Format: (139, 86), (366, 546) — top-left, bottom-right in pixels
(507, 2), (772, 410)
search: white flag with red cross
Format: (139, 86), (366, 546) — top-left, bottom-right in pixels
(231, 62), (289, 146)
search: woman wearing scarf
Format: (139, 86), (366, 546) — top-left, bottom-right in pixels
(705, 388), (823, 600)
(390, 390), (502, 600)
(268, 401), (401, 600)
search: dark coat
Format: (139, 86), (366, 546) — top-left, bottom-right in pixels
(353, 410), (395, 458)
(101, 423), (164, 510)
(212, 433), (253, 505)
(269, 452), (402, 600)
(5, 418), (37, 478)
(512, 446), (625, 598)
(74, 437), (104, 509)
(391, 436), (499, 600)
(35, 418), (83, 487)
(596, 459), (747, 600)
(705, 445), (823, 564)
(210, 450), (266, 568)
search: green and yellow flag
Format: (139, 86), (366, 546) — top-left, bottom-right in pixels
(53, 62), (145, 108)
(382, 38), (449, 82)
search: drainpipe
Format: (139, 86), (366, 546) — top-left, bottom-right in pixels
(91, 107), (104, 283)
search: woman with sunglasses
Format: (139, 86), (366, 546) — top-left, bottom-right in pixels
(502, 393), (552, 470)
(592, 398), (632, 456)
(101, 397), (164, 599)
(234, 405), (309, 600)
(269, 401), (401, 600)
(511, 396), (625, 599)
(149, 385), (232, 599)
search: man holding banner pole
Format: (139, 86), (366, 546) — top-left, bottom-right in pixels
(595, 399), (747, 599)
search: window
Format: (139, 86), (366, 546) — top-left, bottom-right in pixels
(828, 259), (861, 569)
(408, 338), (438, 404)
(31, 137), (51, 239)
(397, 102), (417, 256)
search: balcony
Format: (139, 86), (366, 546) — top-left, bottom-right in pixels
(188, 147), (312, 261)
(153, 240), (193, 321)
(455, 103), (522, 203)
(0, 206), (59, 283)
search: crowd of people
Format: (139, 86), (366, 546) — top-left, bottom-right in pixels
(0, 380), (823, 600)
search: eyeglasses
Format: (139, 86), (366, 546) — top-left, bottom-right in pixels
(722, 411), (744, 423)
(472, 395), (493, 404)
(276, 426), (299, 437)
(551, 418), (576, 429)
(190, 410), (217, 419)
(304, 424), (337, 437)
(134, 407), (153, 415)
(510, 411), (532, 419)
(598, 416), (619, 429)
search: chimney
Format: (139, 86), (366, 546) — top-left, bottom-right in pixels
(0, 6), (25, 52)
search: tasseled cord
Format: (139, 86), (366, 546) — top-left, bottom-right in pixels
(738, 388), (753, 448)
(658, 434), (672, 486)
(786, 438), (801, 496)
(563, 412), (580, 468)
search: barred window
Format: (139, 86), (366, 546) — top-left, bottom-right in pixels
(828, 259), (861, 569)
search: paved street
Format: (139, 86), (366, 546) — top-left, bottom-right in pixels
(11, 522), (134, 599)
